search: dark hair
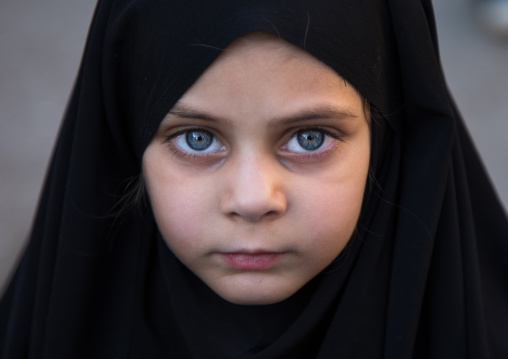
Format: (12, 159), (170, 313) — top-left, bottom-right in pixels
(109, 174), (147, 221)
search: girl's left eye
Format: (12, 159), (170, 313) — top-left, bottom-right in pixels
(284, 129), (336, 152)
(172, 129), (225, 153)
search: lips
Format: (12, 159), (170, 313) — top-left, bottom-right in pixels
(220, 252), (285, 270)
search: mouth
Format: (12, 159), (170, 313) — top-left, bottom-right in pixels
(220, 252), (286, 270)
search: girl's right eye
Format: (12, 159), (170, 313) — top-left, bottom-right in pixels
(170, 129), (225, 154)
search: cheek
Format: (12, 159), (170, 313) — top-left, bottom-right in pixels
(144, 165), (215, 255)
(299, 183), (364, 254)
(296, 153), (369, 257)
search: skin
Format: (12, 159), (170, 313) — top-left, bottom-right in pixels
(143, 32), (370, 305)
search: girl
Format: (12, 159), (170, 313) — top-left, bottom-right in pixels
(1, 0), (507, 358)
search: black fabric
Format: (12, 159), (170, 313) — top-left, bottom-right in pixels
(1, 0), (508, 358)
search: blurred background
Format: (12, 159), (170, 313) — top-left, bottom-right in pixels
(1, 0), (507, 289)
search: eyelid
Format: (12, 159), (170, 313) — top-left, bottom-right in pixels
(163, 127), (227, 161)
(163, 127), (222, 146)
(277, 126), (345, 164)
(281, 127), (344, 148)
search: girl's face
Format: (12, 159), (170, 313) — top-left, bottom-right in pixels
(143, 33), (370, 305)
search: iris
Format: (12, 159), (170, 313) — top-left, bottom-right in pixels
(186, 130), (213, 151)
(297, 130), (324, 151)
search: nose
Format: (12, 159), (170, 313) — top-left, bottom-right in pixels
(221, 154), (287, 222)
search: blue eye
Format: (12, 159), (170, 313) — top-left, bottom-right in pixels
(171, 129), (225, 154)
(186, 130), (213, 151)
(297, 130), (324, 151)
(285, 129), (328, 152)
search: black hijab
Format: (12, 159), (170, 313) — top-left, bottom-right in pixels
(1, 0), (507, 358)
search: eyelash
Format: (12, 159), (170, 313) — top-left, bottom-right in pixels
(163, 127), (344, 161)
(282, 127), (344, 158)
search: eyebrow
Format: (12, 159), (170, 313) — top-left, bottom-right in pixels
(167, 102), (358, 124)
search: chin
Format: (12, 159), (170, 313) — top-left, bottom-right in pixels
(212, 281), (301, 305)
(221, 292), (292, 306)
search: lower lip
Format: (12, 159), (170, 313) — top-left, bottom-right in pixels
(220, 253), (284, 270)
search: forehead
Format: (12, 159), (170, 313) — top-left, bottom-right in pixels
(197, 32), (334, 83)
(175, 32), (364, 118)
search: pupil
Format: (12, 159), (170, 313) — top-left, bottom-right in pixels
(297, 130), (324, 151)
(186, 130), (213, 151)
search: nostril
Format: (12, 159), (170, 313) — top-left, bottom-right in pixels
(224, 197), (286, 222)
(264, 210), (279, 219)
(227, 209), (281, 222)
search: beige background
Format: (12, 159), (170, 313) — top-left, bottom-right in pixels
(1, 0), (507, 289)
